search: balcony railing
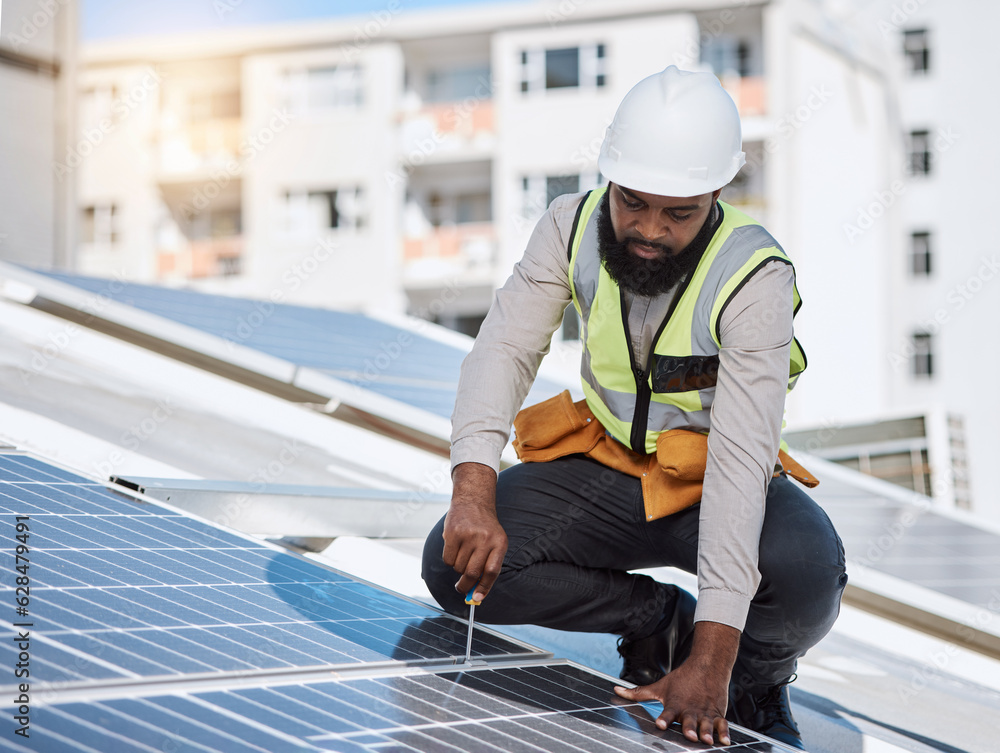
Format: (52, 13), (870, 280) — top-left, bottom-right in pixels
(157, 117), (243, 175)
(400, 100), (495, 159)
(403, 223), (496, 282)
(157, 236), (243, 279)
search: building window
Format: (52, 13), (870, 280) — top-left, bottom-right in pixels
(907, 130), (931, 175)
(910, 231), (932, 276)
(903, 29), (930, 74)
(520, 43), (606, 94)
(546, 48), (580, 89)
(912, 332), (933, 377)
(284, 187), (366, 233)
(282, 65), (363, 115)
(81, 204), (120, 247)
(426, 64), (491, 103)
(546, 175), (580, 206)
(519, 171), (603, 220)
(702, 36), (754, 77)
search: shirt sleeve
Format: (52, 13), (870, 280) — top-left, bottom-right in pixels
(449, 193), (585, 475)
(693, 259), (795, 631)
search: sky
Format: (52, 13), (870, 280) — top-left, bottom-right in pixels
(80, 0), (519, 40)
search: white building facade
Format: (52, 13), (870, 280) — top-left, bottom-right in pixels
(73, 0), (1000, 520)
(0, 0), (77, 269)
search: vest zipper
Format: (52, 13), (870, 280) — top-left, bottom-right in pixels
(615, 202), (721, 454)
(620, 288), (651, 453)
(620, 269), (700, 454)
(630, 364), (652, 452)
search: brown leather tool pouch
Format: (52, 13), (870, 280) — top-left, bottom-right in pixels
(512, 392), (818, 522)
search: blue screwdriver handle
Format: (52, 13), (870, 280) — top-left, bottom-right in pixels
(465, 584), (481, 606)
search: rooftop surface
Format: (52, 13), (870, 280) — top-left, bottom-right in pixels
(1, 263), (998, 752)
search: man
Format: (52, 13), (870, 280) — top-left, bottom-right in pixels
(422, 66), (846, 749)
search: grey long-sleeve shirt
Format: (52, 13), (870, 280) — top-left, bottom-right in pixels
(450, 192), (795, 632)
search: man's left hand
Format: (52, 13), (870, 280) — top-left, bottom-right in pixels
(613, 620), (739, 746)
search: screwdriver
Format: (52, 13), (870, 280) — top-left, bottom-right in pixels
(464, 585), (481, 664)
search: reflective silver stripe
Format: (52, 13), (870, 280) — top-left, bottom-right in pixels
(652, 400), (712, 432)
(691, 223), (783, 353)
(573, 203), (782, 440)
(571, 198), (603, 323)
(582, 347), (712, 432)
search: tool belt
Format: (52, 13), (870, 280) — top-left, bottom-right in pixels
(512, 390), (818, 522)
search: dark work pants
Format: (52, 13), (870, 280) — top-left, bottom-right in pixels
(422, 455), (847, 690)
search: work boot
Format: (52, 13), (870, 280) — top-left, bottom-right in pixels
(727, 675), (804, 750)
(617, 586), (696, 686)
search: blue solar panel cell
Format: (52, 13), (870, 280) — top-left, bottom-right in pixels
(0, 455), (96, 485)
(0, 629), (129, 683)
(31, 666), (746, 752)
(41, 271), (570, 419)
(2, 454), (538, 685)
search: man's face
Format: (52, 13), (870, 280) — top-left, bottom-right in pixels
(608, 182), (722, 259)
(596, 182), (723, 297)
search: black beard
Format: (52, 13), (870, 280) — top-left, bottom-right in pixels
(596, 188), (716, 297)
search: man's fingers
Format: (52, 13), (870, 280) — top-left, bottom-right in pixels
(654, 706), (679, 731)
(714, 716), (731, 746)
(680, 710), (700, 742)
(453, 540), (506, 599)
(473, 544), (506, 600)
(613, 684), (657, 703)
(454, 553), (485, 596)
(697, 715), (717, 746)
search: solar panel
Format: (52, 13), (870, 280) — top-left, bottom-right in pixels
(12, 664), (778, 753)
(0, 452), (539, 688)
(809, 465), (1000, 610)
(38, 271), (570, 420)
(0, 450), (792, 751)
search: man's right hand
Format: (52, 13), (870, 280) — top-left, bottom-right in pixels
(442, 462), (507, 603)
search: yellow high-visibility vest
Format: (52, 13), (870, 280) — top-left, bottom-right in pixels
(567, 186), (807, 453)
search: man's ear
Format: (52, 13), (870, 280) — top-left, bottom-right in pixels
(711, 188), (723, 203)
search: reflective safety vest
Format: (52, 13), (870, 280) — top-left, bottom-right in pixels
(567, 187), (807, 454)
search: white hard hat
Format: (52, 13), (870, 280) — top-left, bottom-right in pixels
(598, 66), (746, 198)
